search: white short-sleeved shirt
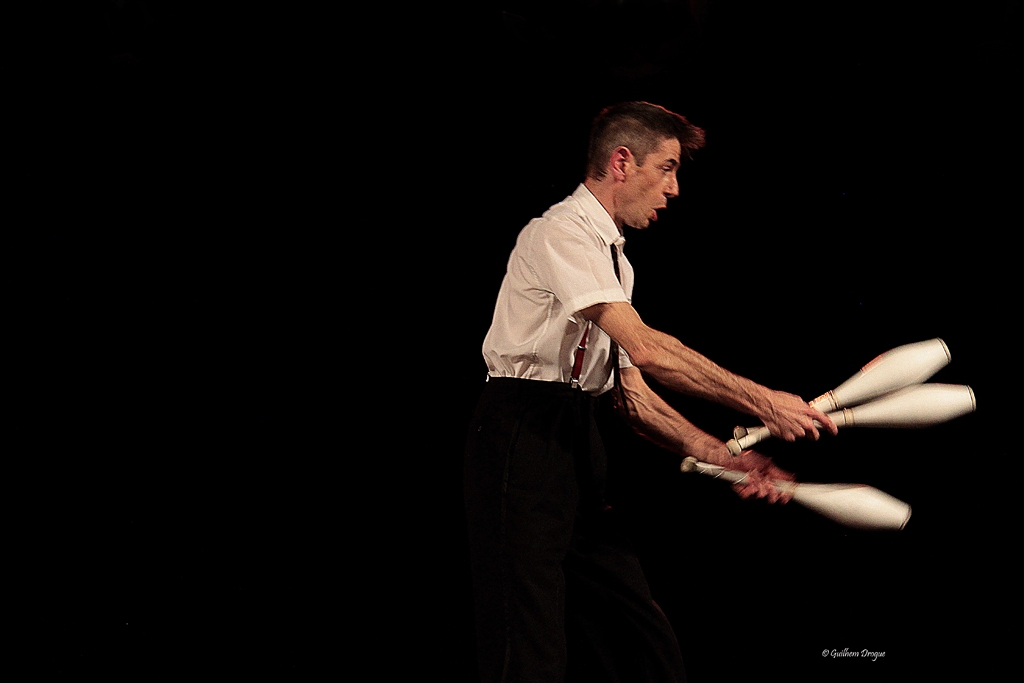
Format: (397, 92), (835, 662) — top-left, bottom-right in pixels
(482, 184), (634, 395)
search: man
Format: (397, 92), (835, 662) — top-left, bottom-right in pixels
(464, 101), (837, 683)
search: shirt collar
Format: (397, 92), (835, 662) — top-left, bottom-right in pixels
(572, 184), (625, 248)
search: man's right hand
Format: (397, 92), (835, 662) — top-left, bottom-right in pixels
(758, 389), (838, 443)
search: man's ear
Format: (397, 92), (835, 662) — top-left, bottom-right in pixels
(609, 146), (633, 182)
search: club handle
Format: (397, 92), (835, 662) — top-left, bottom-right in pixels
(679, 457), (796, 492)
(725, 422), (829, 456)
(726, 426), (769, 455)
(726, 392), (836, 455)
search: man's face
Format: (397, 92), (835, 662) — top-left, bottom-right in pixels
(619, 137), (681, 230)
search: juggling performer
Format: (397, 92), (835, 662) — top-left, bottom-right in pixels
(463, 100), (976, 683)
(463, 101), (838, 683)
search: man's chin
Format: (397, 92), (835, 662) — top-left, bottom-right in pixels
(625, 219), (651, 230)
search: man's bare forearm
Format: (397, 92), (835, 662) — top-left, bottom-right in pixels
(617, 366), (799, 503)
(581, 301), (835, 441)
(626, 328), (772, 418)
(617, 367), (730, 464)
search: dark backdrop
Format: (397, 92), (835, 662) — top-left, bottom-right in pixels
(20, 1), (1017, 681)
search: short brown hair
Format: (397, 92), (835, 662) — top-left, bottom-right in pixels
(585, 101), (706, 180)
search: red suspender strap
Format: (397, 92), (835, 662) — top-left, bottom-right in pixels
(570, 244), (621, 391)
(570, 323), (590, 389)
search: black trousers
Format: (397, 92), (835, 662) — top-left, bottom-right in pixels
(464, 378), (686, 683)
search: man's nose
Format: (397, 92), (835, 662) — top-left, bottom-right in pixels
(665, 174), (679, 198)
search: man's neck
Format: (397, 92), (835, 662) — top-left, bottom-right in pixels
(583, 177), (624, 234)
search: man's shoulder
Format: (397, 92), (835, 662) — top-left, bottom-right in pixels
(520, 195), (593, 243)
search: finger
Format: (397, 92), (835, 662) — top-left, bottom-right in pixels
(804, 419), (820, 441)
(780, 426), (802, 443)
(733, 482), (753, 498)
(809, 405), (839, 435)
(819, 410), (839, 436)
(750, 477), (770, 499)
(733, 483), (760, 500)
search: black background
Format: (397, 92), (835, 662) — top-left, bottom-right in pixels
(20, 1), (1018, 681)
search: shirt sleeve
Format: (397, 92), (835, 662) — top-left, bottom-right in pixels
(527, 219), (628, 318)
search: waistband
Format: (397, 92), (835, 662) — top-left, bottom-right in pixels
(482, 376), (590, 399)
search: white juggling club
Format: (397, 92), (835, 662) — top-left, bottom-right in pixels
(725, 339), (962, 456)
(680, 457), (912, 531)
(726, 383), (976, 455)
(810, 338), (951, 412)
